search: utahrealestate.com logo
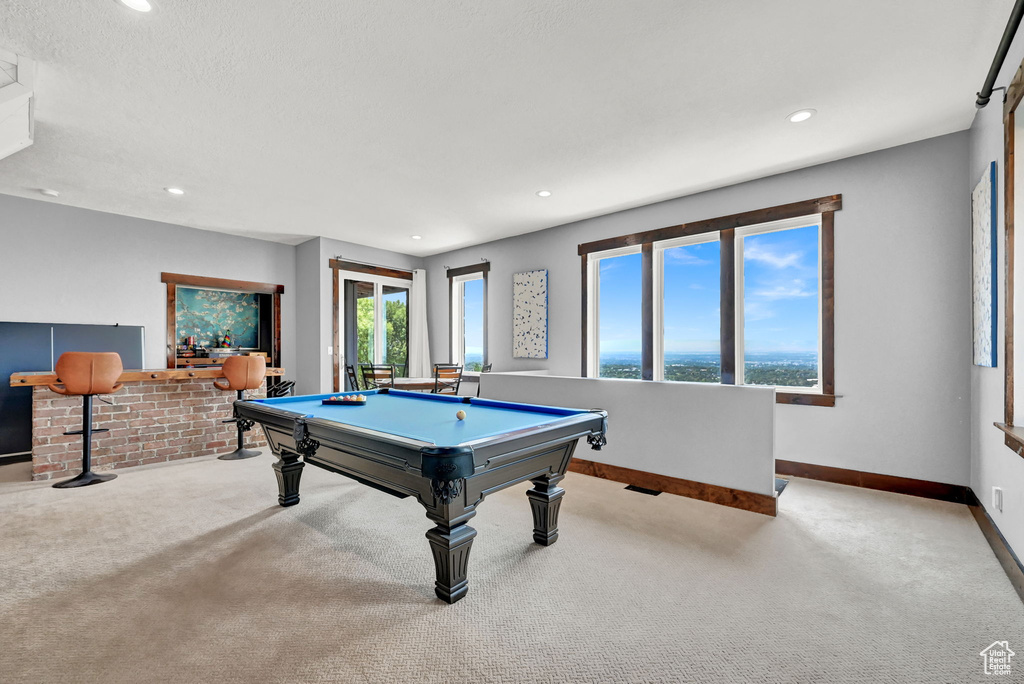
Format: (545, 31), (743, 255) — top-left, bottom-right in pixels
(980, 641), (1015, 676)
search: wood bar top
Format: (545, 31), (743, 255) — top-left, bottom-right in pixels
(10, 367), (285, 387)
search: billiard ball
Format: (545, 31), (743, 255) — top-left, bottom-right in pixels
(456, 410), (466, 420)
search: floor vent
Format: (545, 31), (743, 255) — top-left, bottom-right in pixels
(624, 484), (661, 496)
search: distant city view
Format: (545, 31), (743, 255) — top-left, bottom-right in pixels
(464, 352), (484, 372)
(600, 351), (818, 387)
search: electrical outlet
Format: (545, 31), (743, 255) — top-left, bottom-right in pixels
(993, 486), (1004, 513)
(327, 346), (333, 356)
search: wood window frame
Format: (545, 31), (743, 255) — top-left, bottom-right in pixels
(447, 262), (490, 366)
(995, 60), (1024, 455)
(160, 272), (284, 371)
(329, 259), (413, 393)
(578, 195), (840, 406)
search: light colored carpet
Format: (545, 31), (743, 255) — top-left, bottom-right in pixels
(0, 456), (1021, 684)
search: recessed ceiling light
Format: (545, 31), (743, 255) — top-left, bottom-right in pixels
(536, 190), (552, 197)
(165, 187), (185, 195)
(117, 0), (153, 12)
(787, 109), (816, 123)
(39, 189), (60, 198)
(411, 235), (422, 240)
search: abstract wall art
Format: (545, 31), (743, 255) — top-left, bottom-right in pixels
(512, 269), (548, 359)
(972, 160), (998, 368)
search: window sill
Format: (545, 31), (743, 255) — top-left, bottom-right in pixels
(776, 392), (836, 407)
(994, 422), (1024, 457)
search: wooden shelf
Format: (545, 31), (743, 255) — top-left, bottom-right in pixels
(995, 422), (1024, 457)
(175, 352), (269, 367)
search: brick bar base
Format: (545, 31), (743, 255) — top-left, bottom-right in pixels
(31, 380), (269, 481)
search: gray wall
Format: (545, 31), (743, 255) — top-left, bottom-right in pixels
(426, 132), (973, 486)
(0, 193), (298, 374)
(0, 193), (427, 398)
(293, 236), (423, 395)
(969, 33), (1024, 557)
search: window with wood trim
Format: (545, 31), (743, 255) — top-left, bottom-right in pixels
(589, 247), (643, 379)
(579, 196), (839, 406)
(448, 263), (489, 371)
(656, 233), (721, 383)
(329, 259), (413, 392)
(737, 217), (822, 390)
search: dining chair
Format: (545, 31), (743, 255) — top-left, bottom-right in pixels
(477, 363), (492, 397)
(433, 364), (463, 394)
(345, 364), (360, 391)
(361, 363), (396, 389)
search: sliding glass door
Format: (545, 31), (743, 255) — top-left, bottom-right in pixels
(339, 271), (411, 388)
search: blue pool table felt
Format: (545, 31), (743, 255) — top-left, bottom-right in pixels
(249, 390), (586, 446)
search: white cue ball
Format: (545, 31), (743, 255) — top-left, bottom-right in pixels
(456, 410), (466, 420)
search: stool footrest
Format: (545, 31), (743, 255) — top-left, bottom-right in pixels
(63, 428), (110, 436)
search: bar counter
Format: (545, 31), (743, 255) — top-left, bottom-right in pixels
(9, 367), (285, 481)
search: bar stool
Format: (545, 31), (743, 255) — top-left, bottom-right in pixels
(47, 352), (124, 489)
(213, 355), (266, 460)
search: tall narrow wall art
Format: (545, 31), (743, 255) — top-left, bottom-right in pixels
(973, 160), (998, 367)
(513, 269), (548, 359)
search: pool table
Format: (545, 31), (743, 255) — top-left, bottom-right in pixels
(233, 389), (608, 603)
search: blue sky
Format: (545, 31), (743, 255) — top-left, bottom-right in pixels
(463, 278), (484, 356)
(599, 225), (819, 355)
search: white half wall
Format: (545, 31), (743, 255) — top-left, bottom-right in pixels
(483, 373), (776, 497)
(425, 132), (972, 487)
(0, 193), (297, 374)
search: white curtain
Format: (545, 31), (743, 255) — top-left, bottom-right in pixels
(408, 269), (432, 377)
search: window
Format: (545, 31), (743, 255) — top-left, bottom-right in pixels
(656, 235), (721, 383)
(738, 218), (820, 389)
(579, 196), (838, 405)
(449, 263), (489, 371)
(587, 247), (643, 379)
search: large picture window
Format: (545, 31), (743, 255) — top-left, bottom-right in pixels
(737, 218), (821, 389)
(589, 247), (643, 379)
(448, 262), (489, 371)
(580, 196), (839, 406)
(656, 235), (721, 383)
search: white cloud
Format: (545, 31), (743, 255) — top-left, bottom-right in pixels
(744, 243), (801, 269)
(743, 301), (775, 321)
(689, 283), (705, 290)
(752, 280), (814, 300)
(665, 247), (711, 266)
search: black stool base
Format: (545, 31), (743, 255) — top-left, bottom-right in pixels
(218, 448), (261, 461)
(52, 470), (117, 489)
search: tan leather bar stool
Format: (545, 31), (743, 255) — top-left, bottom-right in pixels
(47, 352), (124, 488)
(213, 355), (266, 460)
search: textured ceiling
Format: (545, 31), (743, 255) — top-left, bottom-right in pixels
(0, 0), (1013, 255)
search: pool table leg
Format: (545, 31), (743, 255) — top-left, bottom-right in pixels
(425, 512), (477, 604)
(273, 449), (304, 507)
(527, 473), (565, 546)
